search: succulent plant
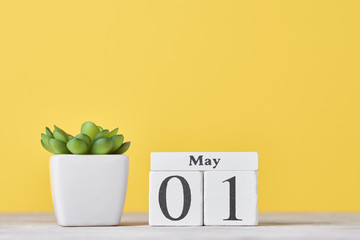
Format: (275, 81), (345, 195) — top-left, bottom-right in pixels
(41, 121), (131, 155)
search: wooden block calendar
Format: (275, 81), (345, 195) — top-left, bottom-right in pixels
(149, 152), (258, 226)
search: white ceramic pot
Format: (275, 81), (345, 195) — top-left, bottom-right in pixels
(50, 154), (129, 226)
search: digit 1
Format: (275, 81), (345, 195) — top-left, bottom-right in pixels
(223, 176), (242, 221)
(158, 175), (191, 221)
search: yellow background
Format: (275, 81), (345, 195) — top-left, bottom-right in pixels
(0, 0), (359, 212)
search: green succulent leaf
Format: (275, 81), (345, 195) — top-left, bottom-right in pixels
(67, 138), (88, 154)
(49, 139), (70, 154)
(113, 141), (131, 154)
(40, 136), (55, 154)
(97, 125), (103, 131)
(41, 140), (55, 154)
(41, 133), (52, 144)
(41, 133), (55, 152)
(53, 130), (68, 143)
(75, 133), (91, 146)
(111, 135), (124, 153)
(81, 121), (100, 140)
(108, 128), (118, 138)
(92, 130), (109, 143)
(67, 134), (74, 140)
(54, 125), (68, 137)
(89, 138), (114, 154)
(45, 127), (53, 138)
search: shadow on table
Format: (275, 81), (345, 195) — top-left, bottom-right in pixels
(120, 221), (148, 226)
(119, 221), (330, 227)
(119, 213), (148, 226)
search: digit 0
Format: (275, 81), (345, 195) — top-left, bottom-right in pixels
(158, 175), (191, 221)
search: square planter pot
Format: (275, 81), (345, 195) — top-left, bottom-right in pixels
(50, 154), (129, 226)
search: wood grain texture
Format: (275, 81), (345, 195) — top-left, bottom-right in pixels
(1, 213), (360, 239)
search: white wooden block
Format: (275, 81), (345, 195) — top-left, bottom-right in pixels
(151, 152), (258, 171)
(149, 171), (203, 226)
(204, 171), (258, 226)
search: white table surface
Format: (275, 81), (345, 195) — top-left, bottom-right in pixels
(1, 213), (359, 239)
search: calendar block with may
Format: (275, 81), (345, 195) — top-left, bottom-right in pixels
(149, 152), (258, 226)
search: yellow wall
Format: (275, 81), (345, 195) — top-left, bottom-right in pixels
(0, 0), (360, 212)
